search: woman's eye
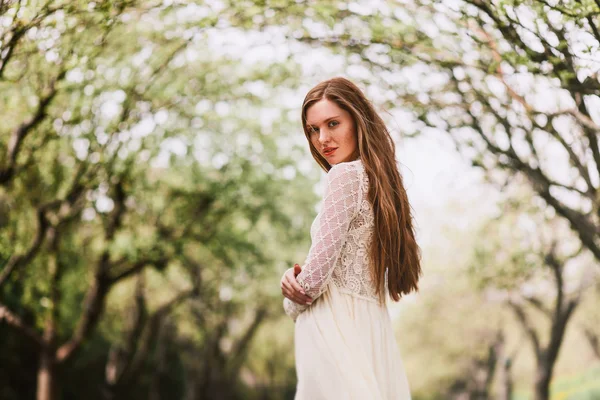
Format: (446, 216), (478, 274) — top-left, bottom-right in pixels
(329, 121), (339, 127)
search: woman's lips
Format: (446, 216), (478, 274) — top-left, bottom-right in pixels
(323, 148), (337, 157)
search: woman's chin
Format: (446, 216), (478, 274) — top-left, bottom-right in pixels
(326, 155), (353, 165)
(323, 154), (336, 164)
(323, 152), (355, 165)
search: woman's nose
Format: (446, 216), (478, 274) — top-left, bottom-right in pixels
(318, 129), (330, 144)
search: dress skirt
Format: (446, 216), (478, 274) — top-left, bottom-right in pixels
(293, 282), (412, 400)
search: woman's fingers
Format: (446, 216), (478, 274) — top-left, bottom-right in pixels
(284, 272), (312, 304)
(279, 267), (313, 305)
(280, 268), (301, 303)
(286, 269), (306, 295)
(281, 280), (303, 304)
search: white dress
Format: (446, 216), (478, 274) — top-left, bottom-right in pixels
(283, 159), (412, 400)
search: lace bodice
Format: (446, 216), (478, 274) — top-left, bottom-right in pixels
(283, 159), (382, 322)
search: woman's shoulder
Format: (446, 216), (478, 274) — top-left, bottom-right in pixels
(329, 158), (363, 173)
(326, 159), (364, 186)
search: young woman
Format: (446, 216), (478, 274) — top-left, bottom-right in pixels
(280, 77), (422, 399)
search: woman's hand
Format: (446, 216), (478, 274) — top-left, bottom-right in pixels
(281, 264), (313, 305)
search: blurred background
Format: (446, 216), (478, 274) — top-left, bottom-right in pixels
(1, 0), (599, 399)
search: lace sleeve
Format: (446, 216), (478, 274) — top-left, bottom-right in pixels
(283, 162), (362, 322)
(283, 296), (305, 323)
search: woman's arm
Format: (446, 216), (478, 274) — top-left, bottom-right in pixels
(283, 162), (362, 322)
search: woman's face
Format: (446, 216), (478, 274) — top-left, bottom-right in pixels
(305, 98), (358, 165)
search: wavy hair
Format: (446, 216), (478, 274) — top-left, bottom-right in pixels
(301, 77), (422, 302)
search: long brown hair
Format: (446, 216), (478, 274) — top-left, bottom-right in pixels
(301, 77), (422, 302)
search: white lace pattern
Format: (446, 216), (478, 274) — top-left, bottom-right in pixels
(283, 160), (382, 322)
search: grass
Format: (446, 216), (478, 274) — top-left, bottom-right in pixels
(510, 363), (600, 400)
(551, 363), (600, 400)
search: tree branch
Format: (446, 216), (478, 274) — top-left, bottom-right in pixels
(0, 207), (49, 289)
(0, 68), (67, 186)
(55, 255), (112, 363)
(0, 161), (88, 290)
(109, 257), (169, 285)
(116, 288), (195, 388)
(542, 243), (580, 366)
(227, 307), (269, 380)
(474, 29), (598, 201)
(55, 177), (128, 363)
(523, 296), (552, 318)
(0, 302), (43, 346)
(533, 114), (595, 199)
(508, 301), (541, 358)
(0, 22), (27, 79)
(582, 325), (600, 360)
(586, 15), (600, 42)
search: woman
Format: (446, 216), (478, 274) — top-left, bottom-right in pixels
(280, 77), (422, 399)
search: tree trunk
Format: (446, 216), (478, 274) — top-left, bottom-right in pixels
(533, 366), (551, 400)
(508, 249), (579, 400)
(148, 322), (168, 400)
(38, 246), (61, 400)
(497, 358), (513, 400)
(494, 331), (513, 400)
(36, 348), (57, 400)
(583, 327), (600, 360)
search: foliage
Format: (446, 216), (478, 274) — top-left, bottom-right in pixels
(2, 0), (600, 399)
(0, 0), (317, 398)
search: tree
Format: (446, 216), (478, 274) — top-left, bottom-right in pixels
(0, 1), (317, 399)
(469, 192), (591, 400)
(577, 279), (600, 361)
(102, 272), (197, 399)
